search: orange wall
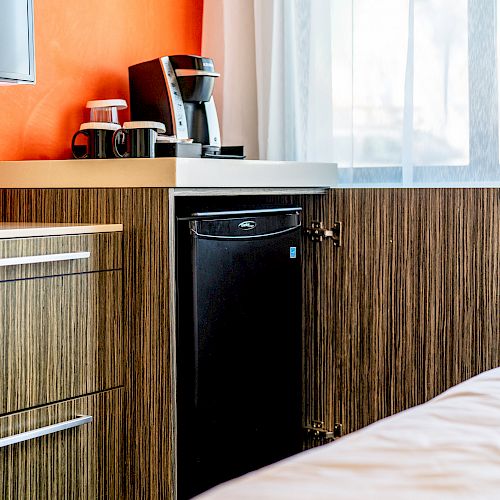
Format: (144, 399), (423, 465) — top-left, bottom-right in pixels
(0, 0), (203, 161)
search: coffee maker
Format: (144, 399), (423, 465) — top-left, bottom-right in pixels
(129, 55), (244, 158)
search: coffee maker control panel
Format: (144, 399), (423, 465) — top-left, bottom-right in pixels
(160, 57), (189, 140)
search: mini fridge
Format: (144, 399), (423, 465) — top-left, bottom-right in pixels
(176, 207), (303, 499)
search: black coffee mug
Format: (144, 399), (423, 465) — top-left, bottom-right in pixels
(72, 122), (120, 159)
(112, 121), (166, 159)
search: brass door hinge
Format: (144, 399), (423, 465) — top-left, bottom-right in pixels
(304, 420), (342, 441)
(305, 221), (342, 246)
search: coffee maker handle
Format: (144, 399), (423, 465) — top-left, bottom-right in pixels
(71, 130), (89, 159)
(112, 129), (130, 158)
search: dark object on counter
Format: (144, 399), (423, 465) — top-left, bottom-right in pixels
(176, 207), (303, 499)
(112, 121), (165, 159)
(203, 145), (246, 160)
(129, 55), (244, 158)
(71, 145), (86, 158)
(113, 128), (156, 158)
(71, 123), (120, 159)
(155, 142), (202, 158)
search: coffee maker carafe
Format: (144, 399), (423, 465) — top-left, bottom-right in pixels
(129, 55), (242, 158)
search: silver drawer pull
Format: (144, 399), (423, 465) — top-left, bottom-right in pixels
(0, 415), (93, 448)
(0, 251), (90, 267)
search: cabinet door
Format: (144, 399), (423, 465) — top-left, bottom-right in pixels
(303, 189), (403, 440)
(303, 188), (500, 440)
(0, 388), (124, 499)
(302, 192), (339, 444)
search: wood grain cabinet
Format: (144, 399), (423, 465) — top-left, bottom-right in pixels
(301, 189), (500, 441)
(3, 188), (499, 498)
(0, 224), (124, 499)
(0, 389), (124, 499)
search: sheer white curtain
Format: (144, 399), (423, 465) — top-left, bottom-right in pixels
(202, 0), (334, 161)
(344, 0), (468, 174)
(254, 0), (469, 169)
(253, 0), (334, 161)
(204, 1), (497, 179)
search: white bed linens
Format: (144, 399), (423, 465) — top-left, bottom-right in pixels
(197, 367), (500, 499)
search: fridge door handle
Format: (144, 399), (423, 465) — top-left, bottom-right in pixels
(191, 225), (301, 240)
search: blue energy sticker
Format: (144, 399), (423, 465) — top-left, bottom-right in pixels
(289, 247), (297, 259)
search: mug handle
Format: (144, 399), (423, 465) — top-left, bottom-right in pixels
(112, 129), (130, 158)
(71, 130), (89, 159)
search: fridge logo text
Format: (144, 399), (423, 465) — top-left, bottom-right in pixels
(238, 221), (257, 230)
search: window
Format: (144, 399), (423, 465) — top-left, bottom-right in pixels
(332, 0), (495, 175)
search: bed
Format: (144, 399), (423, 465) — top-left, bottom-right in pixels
(197, 367), (500, 499)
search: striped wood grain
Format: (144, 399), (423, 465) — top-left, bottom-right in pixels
(126, 188), (174, 499)
(0, 271), (122, 415)
(0, 232), (121, 281)
(0, 388), (124, 499)
(302, 188), (500, 438)
(3, 188), (498, 496)
(0, 188), (175, 498)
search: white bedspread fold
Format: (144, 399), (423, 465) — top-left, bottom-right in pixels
(198, 367), (500, 499)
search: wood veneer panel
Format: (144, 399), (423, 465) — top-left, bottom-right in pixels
(300, 194), (337, 439)
(125, 188), (174, 498)
(0, 388), (124, 499)
(6, 188), (497, 494)
(0, 232), (122, 281)
(0, 271), (122, 414)
(0, 188), (175, 498)
(303, 188), (500, 437)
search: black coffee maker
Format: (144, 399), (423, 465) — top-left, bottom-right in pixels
(129, 55), (244, 158)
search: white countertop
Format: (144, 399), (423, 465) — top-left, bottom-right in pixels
(3, 159), (498, 190)
(337, 166), (500, 188)
(0, 223), (123, 239)
(0, 158), (337, 188)
(340, 181), (500, 188)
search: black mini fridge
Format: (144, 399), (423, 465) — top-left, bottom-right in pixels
(176, 207), (303, 499)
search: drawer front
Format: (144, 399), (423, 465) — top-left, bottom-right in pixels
(0, 232), (121, 281)
(0, 388), (124, 499)
(0, 271), (122, 414)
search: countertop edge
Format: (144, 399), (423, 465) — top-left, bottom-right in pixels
(0, 158), (337, 189)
